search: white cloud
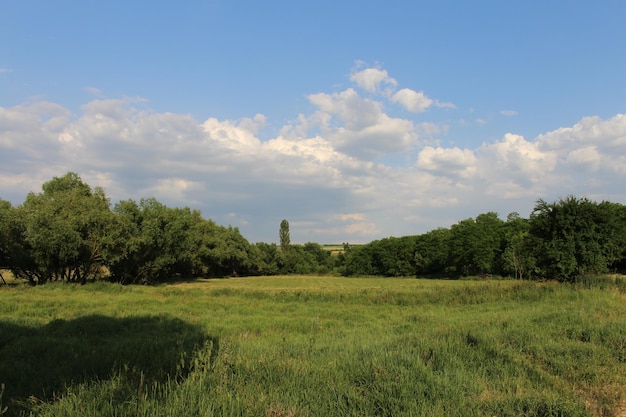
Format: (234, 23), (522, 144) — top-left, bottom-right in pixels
(416, 146), (477, 179)
(565, 146), (601, 171)
(350, 67), (397, 93)
(500, 110), (518, 116)
(391, 88), (433, 113)
(535, 114), (626, 176)
(476, 133), (558, 198)
(202, 117), (262, 152)
(480, 133), (557, 177)
(142, 178), (201, 203)
(536, 114), (626, 150)
(350, 64), (454, 113)
(306, 88), (418, 159)
(308, 88), (382, 131)
(1, 93), (624, 244)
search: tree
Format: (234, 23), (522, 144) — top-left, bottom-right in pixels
(501, 213), (534, 279)
(302, 242), (334, 273)
(448, 212), (504, 276)
(16, 172), (117, 284)
(110, 198), (260, 283)
(0, 199), (15, 284)
(414, 228), (451, 276)
(200, 225), (258, 277)
(529, 196), (626, 281)
(255, 242), (281, 275)
(341, 236), (417, 277)
(279, 219), (291, 252)
(109, 198), (202, 283)
(0, 199), (13, 270)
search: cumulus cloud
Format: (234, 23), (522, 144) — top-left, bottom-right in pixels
(476, 133), (558, 198)
(350, 67), (397, 94)
(536, 114), (626, 152)
(1, 91), (624, 244)
(308, 88), (382, 131)
(416, 146), (477, 179)
(350, 65), (453, 113)
(391, 89), (433, 113)
(305, 88), (418, 159)
(565, 146), (601, 171)
(281, 65), (455, 159)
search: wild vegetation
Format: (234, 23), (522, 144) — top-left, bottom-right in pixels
(1, 276), (625, 416)
(2, 173), (625, 285)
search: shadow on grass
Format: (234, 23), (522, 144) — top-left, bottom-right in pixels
(0, 315), (213, 414)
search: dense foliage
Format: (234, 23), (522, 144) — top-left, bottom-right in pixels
(342, 197), (626, 281)
(0, 173), (335, 284)
(2, 173), (625, 284)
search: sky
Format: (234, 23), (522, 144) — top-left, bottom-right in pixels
(1, 1), (625, 244)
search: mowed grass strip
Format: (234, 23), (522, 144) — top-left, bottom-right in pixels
(1, 276), (625, 416)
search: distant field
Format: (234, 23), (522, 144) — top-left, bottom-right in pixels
(321, 244), (361, 255)
(1, 276), (625, 416)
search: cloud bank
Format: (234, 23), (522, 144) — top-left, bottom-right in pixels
(1, 67), (625, 243)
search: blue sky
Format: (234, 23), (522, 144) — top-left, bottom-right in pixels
(1, 1), (625, 243)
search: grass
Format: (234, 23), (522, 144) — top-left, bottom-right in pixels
(1, 276), (625, 416)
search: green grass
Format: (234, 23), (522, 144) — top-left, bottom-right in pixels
(1, 276), (625, 416)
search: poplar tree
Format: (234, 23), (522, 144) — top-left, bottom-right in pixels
(279, 219), (291, 252)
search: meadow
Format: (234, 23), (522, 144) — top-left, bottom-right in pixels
(1, 276), (625, 416)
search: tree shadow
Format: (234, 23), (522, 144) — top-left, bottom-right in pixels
(0, 315), (214, 413)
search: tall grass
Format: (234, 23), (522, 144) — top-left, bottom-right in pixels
(1, 276), (625, 416)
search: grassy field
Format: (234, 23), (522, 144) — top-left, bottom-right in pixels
(321, 244), (346, 256)
(1, 276), (625, 416)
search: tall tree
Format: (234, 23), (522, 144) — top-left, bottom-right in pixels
(279, 219), (291, 252)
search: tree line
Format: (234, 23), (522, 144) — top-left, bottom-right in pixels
(341, 198), (626, 282)
(1, 172), (625, 284)
(0, 173), (334, 285)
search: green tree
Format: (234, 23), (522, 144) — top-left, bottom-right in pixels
(279, 219), (291, 252)
(110, 199), (260, 283)
(0, 199), (42, 284)
(414, 228), (451, 276)
(341, 236), (417, 277)
(529, 196), (626, 281)
(199, 224), (259, 277)
(302, 242), (334, 273)
(255, 242), (281, 275)
(109, 198), (202, 283)
(448, 212), (504, 276)
(501, 213), (535, 279)
(0, 199), (16, 283)
(16, 172), (117, 284)
(0, 199), (13, 269)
